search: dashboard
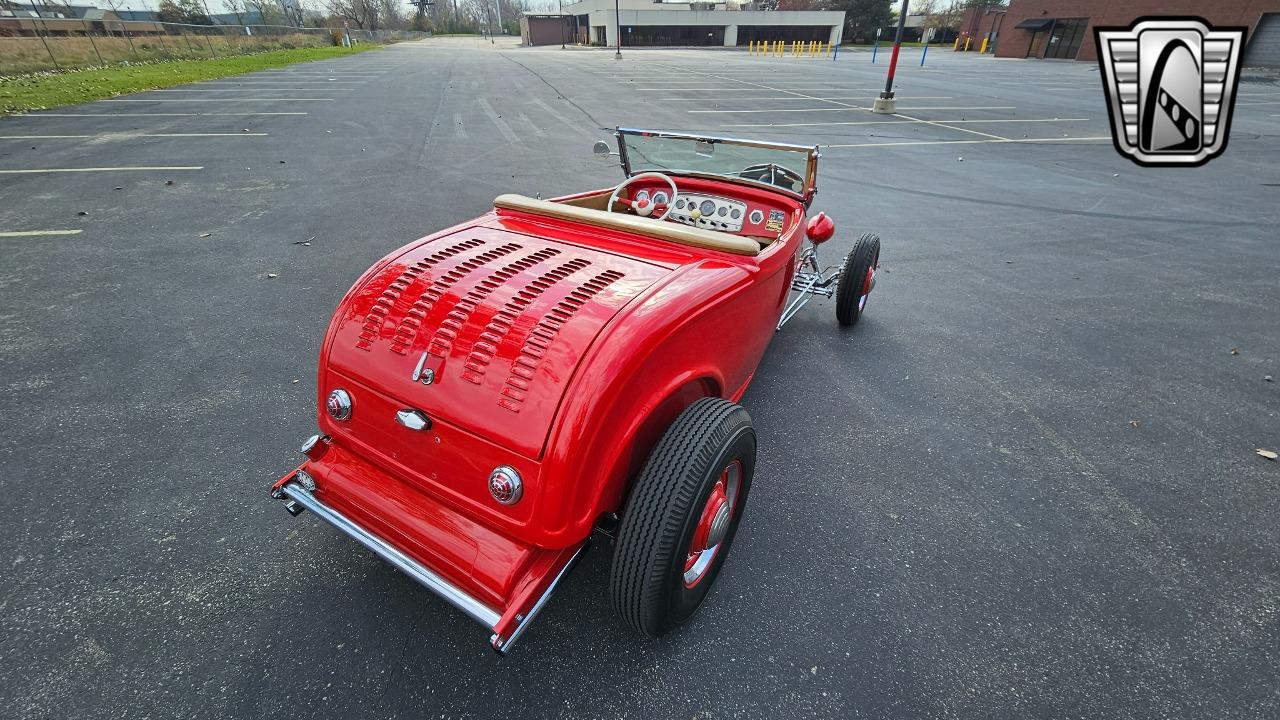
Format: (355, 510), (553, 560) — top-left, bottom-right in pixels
(629, 185), (790, 240)
(667, 194), (748, 233)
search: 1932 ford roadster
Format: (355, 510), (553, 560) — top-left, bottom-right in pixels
(271, 129), (881, 653)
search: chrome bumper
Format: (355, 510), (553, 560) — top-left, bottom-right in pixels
(276, 480), (584, 654)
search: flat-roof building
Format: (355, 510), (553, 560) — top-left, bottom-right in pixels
(522, 1), (844, 48)
(957, 1), (1280, 66)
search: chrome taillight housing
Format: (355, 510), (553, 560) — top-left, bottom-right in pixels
(326, 389), (352, 421)
(488, 466), (523, 505)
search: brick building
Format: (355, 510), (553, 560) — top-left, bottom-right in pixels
(956, 0), (1280, 66)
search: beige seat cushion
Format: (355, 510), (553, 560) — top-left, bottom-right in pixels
(493, 194), (761, 256)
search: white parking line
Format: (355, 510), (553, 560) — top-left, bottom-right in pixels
(22, 112), (307, 117)
(0, 133), (268, 139)
(198, 80), (363, 84)
(0, 166), (203, 174)
(652, 62), (1016, 143)
(477, 97), (519, 143)
(657, 95), (953, 102)
(529, 97), (594, 137)
(894, 112), (1007, 141)
(151, 88), (352, 93)
(720, 118), (1090, 128)
(823, 136), (1111, 148)
(632, 87), (888, 92)
(0, 229), (83, 237)
(688, 106), (1016, 114)
(518, 113), (546, 137)
(102, 98), (334, 103)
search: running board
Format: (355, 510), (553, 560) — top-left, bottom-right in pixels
(276, 481), (587, 654)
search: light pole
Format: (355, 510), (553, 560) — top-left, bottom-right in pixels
(872, 0), (909, 114)
(614, 0), (621, 59)
(560, 0), (565, 49)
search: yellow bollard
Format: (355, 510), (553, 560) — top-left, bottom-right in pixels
(980, 37), (988, 53)
(954, 37), (961, 51)
(823, 41), (831, 57)
(964, 36), (972, 51)
(810, 40), (817, 57)
(778, 40), (784, 57)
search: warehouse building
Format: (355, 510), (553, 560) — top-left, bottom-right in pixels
(957, 0), (1280, 66)
(521, 1), (844, 48)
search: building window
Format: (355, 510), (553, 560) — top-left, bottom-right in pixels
(1043, 17), (1088, 60)
(621, 25), (725, 46)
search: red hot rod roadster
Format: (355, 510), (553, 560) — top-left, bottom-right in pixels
(271, 128), (881, 653)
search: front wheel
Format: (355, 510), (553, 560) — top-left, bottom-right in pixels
(609, 398), (756, 637)
(836, 233), (881, 327)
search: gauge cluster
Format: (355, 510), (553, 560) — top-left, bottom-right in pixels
(667, 194), (748, 233)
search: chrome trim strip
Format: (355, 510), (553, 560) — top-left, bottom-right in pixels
(490, 541), (589, 655)
(280, 482), (502, 630)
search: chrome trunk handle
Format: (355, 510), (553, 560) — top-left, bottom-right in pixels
(395, 409), (432, 431)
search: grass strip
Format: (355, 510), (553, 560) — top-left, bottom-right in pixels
(1, 44), (378, 115)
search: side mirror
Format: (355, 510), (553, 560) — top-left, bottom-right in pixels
(805, 211), (835, 244)
(592, 140), (613, 158)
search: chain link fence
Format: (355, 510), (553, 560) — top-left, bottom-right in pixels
(0, 16), (428, 76)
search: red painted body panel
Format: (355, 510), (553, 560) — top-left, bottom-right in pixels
(281, 176), (810, 624)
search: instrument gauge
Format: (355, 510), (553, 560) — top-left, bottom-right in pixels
(699, 200), (716, 216)
(652, 191), (669, 205)
(634, 190), (651, 203)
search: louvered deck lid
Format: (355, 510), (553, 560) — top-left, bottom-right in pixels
(326, 227), (670, 460)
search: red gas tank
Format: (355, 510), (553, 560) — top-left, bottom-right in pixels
(805, 211), (835, 244)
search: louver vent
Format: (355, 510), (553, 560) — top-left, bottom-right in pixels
(427, 247), (563, 358)
(498, 270), (626, 412)
(387, 242), (522, 355)
(460, 258), (592, 385)
(356, 238), (485, 351)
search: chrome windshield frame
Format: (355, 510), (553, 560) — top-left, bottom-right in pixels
(614, 127), (820, 204)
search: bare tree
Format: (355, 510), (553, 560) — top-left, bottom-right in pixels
(327, 0), (376, 28)
(223, 0), (247, 24)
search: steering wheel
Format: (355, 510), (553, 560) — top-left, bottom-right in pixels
(739, 163), (804, 192)
(608, 172), (679, 221)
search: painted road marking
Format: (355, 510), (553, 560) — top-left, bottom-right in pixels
(20, 112), (307, 117)
(894, 112), (1007, 141)
(687, 106), (1017, 114)
(653, 62), (1014, 143)
(477, 97), (519, 144)
(0, 166), (203, 174)
(822, 137), (1111, 149)
(519, 113), (546, 137)
(720, 118), (1090, 128)
(152, 88), (352, 93)
(658, 95), (953, 102)
(529, 97), (594, 137)
(0, 229), (83, 237)
(102, 98), (334, 103)
(632, 87), (890, 92)
(0, 133), (268, 139)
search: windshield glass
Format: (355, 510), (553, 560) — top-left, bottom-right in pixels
(619, 130), (816, 199)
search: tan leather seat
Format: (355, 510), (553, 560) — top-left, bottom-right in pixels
(493, 194), (761, 256)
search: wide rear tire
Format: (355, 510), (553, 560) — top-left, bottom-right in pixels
(609, 398), (756, 637)
(836, 233), (881, 327)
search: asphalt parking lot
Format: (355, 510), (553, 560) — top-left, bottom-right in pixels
(2, 36), (1279, 719)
